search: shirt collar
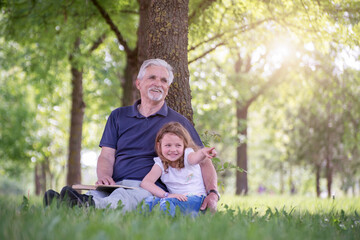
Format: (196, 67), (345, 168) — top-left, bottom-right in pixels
(128, 99), (168, 118)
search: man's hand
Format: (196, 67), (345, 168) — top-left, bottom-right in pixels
(200, 192), (218, 213)
(96, 176), (116, 185)
(96, 147), (116, 185)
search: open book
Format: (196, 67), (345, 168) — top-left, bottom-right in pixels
(72, 184), (137, 193)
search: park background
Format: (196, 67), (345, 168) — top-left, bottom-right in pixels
(0, 0), (359, 200)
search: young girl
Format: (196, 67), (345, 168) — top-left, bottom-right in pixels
(140, 122), (217, 216)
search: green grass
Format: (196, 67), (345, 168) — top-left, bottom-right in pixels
(1, 194), (359, 240)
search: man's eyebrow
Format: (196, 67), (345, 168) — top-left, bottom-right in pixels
(147, 74), (168, 81)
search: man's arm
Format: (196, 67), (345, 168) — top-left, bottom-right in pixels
(96, 146), (116, 185)
(199, 158), (218, 212)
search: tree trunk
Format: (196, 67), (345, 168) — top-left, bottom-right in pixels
(137, 0), (193, 122)
(315, 164), (321, 198)
(289, 163), (295, 194)
(352, 182), (355, 197)
(34, 161), (47, 195)
(41, 160), (46, 193)
(34, 163), (41, 195)
(236, 102), (248, 195)
(66, 37), (84, 186)
(279, 162), (284, 194)
(122, 50), (139, 106)
(325, 102), (334, 198)
(326, 155), (333, 198)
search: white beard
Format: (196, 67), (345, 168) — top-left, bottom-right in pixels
(147, 87), (164, 101)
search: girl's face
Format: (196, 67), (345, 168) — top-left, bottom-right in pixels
(159, 133), (184, 161)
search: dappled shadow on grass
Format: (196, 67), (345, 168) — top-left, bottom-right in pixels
(0, 195), (359, 240)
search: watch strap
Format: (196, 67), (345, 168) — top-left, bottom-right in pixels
(207, 189), (220, 201)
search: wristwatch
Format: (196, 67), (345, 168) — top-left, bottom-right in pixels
(163, 192), (169, 198)
(207, 189), (220, 201)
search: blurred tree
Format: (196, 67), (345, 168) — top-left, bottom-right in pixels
(0, 42), (37, 176)
(189, 0), (360, 195)
(262, 45), (360, 197)
(0, 0), (115, 190)
(0, 37), (70, 193)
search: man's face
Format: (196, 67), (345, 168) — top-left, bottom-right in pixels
(136, 65), (170, 102)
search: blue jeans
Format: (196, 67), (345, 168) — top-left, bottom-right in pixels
(144, 195), (206, 217)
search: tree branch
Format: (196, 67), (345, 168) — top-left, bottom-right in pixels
(69, 37), (81, 63)
(89, 33), (106, 53)
(120, 10), (139, 15)
(188, 18), (271, 65)
(188, 18), (270, 53)
(272, 10), (319, 34)
(90, 0), (133, 55)
(243, 66), (285, 109)
(188, 42), (225, 64)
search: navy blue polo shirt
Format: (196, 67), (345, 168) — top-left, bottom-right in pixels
(99, 100), (203, 189)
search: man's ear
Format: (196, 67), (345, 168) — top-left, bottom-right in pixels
(135, 79), (140, 90)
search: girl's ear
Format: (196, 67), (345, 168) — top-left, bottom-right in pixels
(156, 142), (161, 152)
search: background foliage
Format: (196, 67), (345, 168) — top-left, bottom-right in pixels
(0, 0), (359, 197)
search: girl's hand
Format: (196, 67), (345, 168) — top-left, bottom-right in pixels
(168, 193), (188, 201)
(201, 147), (217, 159)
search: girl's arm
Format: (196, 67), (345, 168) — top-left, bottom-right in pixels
(140, 165), (165, 197)
(140, 164), (188, 201)
(188, 147), (217, 165)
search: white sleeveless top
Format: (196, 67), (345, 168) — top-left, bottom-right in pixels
(154, 148), (206, 195)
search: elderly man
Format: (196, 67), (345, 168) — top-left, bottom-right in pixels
(45, 59), (219, 212)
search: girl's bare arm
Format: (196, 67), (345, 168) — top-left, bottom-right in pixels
(140, 165), (166, 197)
(188, 147), (217, 165)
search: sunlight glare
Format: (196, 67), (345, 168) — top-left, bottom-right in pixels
(304, 42), (315, 51)
(334, 46), (360, 75)
(262, 39), (294, 76)
(270, 44), (291, 66)
(81, 150), (98, 167)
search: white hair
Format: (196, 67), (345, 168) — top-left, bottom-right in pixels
(137, 59), (174, 85)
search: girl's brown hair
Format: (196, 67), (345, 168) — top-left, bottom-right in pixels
(155, 122), (199, 172)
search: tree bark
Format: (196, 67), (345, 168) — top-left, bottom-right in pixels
(34, 161), (47, 195)
(315, 164), (321, 197)
(137, 0), (193, 122)
(236, 102), (248, 195)
(325, 102), (334, 199)
(122, 50), (139, 106)
(66, 37), (84, 186)
(326, 155), (333, 198)
(279, 162), (284, 194)
(34, 163), (41, 195)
